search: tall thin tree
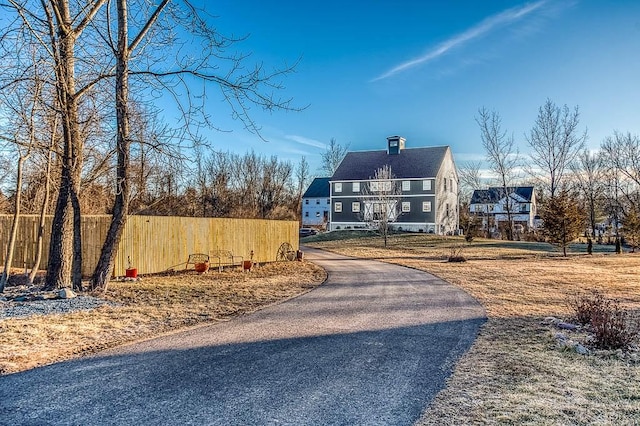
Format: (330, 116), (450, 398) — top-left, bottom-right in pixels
(476, 107), (519, 240)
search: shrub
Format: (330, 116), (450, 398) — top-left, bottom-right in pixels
(447, 245), (467, 263)
(569, 290), (638, 350)
(590, 298), (636, 349)
(569, 289), (605, 326)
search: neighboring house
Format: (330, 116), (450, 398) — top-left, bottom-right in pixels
(329, 136), (458, 234)
(469, 186), (538, 234)
(301, 177), (330, 227)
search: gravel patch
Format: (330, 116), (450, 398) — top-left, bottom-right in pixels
(1, 296), (117, 320)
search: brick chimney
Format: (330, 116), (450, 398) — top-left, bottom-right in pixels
(387, 135), (406, 155)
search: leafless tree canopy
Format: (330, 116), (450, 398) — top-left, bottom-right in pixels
(601, 131), (640, 210)
(457, 160), (483, 204)
(526, 99), (586, 198)
(358, 164), (402, 247)
(570, 149), (606, 238)
(320, 138), (349, 176)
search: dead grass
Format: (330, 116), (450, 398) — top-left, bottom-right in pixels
(307, 234), (640, 425)
(0, 261), (326, 375)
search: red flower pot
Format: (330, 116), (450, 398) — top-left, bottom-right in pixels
(195, 261), (210, 273)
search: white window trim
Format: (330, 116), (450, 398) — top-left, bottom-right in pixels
(402, 202), (411, 212)
(334, 201), (342, 212)
(352, 182), (360, 192)
(352, 202), (360, 213)
(423, 180), (432, 191)
(422, 201), (432, 212)
(402, 181), (410, 191)
(335, 182), (342, 193)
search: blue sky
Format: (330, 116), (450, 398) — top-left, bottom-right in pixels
(185, 1), (640, 176)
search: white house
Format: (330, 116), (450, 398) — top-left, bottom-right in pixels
(301, 177), (330, 227)
(469, 186), (538, 233)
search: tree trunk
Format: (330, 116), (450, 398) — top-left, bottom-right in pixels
(28, 133), (55, 285)
(46, 165), (75, 290)
(91, 0), (130, 291)
(45, 3), (83, 290)
(71, 187), (83, 290)
(0, 157), (26, 292)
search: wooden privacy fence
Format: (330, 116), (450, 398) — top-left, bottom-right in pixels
(0, 215), (299, 277)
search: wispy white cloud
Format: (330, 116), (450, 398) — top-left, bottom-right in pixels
(285, 134), (327, 150)
(371, 0), (548, 82)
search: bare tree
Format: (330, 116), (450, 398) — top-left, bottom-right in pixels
(28, 115), (57, 284)
(294, 156), (310, 220)
(571, 149), (605, 239)
(91, 0), (151, 290)
(526, 99), (586, 198)
(2, 0), (113, 290)
(458, 161), (484, 239)
(457, 161), (483, 204)
(601, 131), (640, 212)
(320, 138), (349, 176)
(476, 107), (519, 240)
(0, 54), (47, 291)
(358, 165), (402, 247)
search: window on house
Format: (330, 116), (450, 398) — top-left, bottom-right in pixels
(402, 181), (410, 191)
(316, 199), (320, 205)
(334, 202), (342, 212)
(304, 211), (309, 217)
(450, 178), (454, 192)
(370, 181), (391, 192)
(327, 199), (330, 204)
(316, 212), (320, 217)
(422, 201), (432, 212)
(444, 179), (447, 192)
(446, 203), (450, 217)
(402, 202), (411, 212)
(352, 182), (360, 192)
(373, 203), (381, 213)
(422, 180), (432, 191)
(352, 202), (360, 213)
(305, 199), (309, 205)
(335, 182), (342, 193)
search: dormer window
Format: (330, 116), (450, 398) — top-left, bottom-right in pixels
(386, 136), (405, 155)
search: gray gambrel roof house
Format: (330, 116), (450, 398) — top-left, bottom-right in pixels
(332, 145), (450, 181)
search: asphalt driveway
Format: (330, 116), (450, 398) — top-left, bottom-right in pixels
(0, 246), (486, 425)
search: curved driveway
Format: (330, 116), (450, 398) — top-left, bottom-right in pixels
(0, 247), (485, 425)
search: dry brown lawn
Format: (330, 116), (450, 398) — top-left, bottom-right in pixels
(0, 261), (326, 375)
(306, 233), (640, 425)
